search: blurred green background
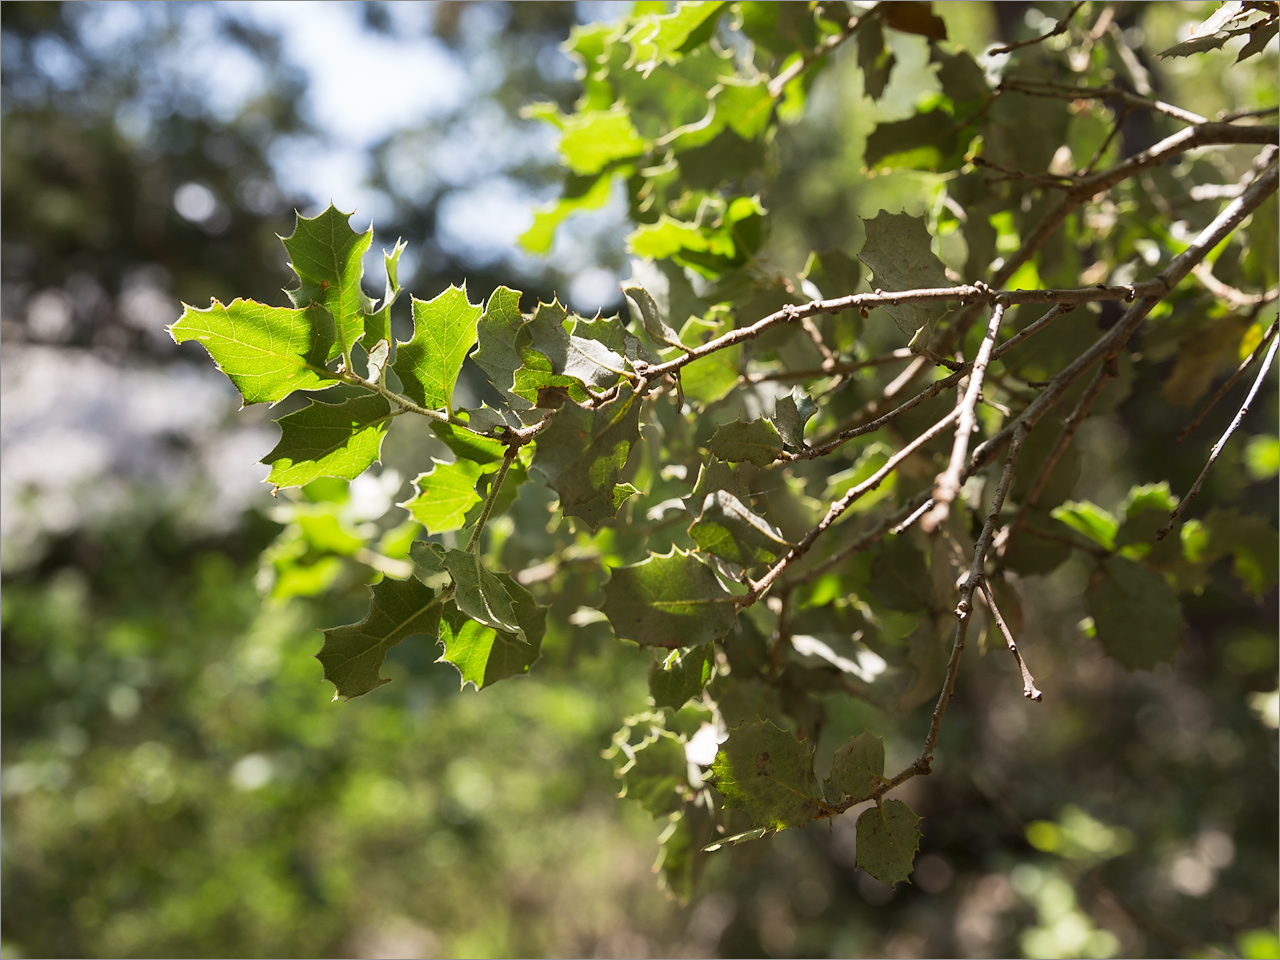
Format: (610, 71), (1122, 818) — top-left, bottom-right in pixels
(2, 2), (1276, 957)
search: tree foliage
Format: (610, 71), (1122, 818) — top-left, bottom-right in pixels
(169, 0), (1277, 905)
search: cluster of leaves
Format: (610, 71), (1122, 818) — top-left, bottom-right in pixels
(172, 1), (1278, 896)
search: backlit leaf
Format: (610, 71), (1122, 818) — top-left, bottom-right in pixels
(710, 720), (822, 831)
(317, 576), (441, 699)
(689, 489), (791, 566)
(392, 285), (482, 415)
(602, 547), (737, 648)
(856, 800), (922, 886)
(262, 395), (393, 489)
(440, 548), (523, 638)
(281, 204), (374, 363)
(399, 459), (487, 535)
(650, 645), (714, 711)
(169, 299), (336, 406)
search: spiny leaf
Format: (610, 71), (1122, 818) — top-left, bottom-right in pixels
(429, 415), (509, 465)
(612, 725), (690, 817)
(262, 394), (393, 490)
(365, 238), (407, 350)
(689, 489), (791, 566)
(440, 548), (523, 639)
(437, 576), (545, 690)
(858, 211), (952, 336)
(855, 800), (922, 886)
(392, 285), (482, 415)
(399, 459), (487, 535)
(532, 385), (642, 529)
(317, 576), (441, 699)
(525, 299), (630, 393)
(601, 547), (737, 648)
(623, 282), (683, 348)
(1052, 500), (1119, 551)
(710, 720), (822, 831)
(169, 299), (336, 406)
(772, 387), (817, 451)
(281, 205), (375, 364)
(1087, 556), (1184, 670)
(826, 730), (885, 803)
(473, 286), (532, 407)
(650, 645), (714, 711)
(708, 418), (784, 467)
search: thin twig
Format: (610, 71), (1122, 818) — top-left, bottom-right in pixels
(1178, 316), (1280, 441)
(978, 579), (1043, 701)
(921, 302), (1007, 533)
(743, 409), (961, 605)
(989, 1), (1088, 56)
(766, 12), (860, 99)
(465, 447), (518, 552)
(1157, 334), (1280, 540)
(1000, 77), (1210, 125)
(341, 371), (450, 422)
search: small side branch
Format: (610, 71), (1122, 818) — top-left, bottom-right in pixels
(921, 301), (1007, 533)
(1177, 316), (1279, 442)
(466, 447), (518, 553)
(1158, 334), (1280, 540)
(989, 1), (1088, 56)
(978, 579), (1043, 701)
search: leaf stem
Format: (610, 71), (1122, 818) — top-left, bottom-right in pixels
(466, 447), (518, 553)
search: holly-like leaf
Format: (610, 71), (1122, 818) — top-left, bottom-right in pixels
(472, 285), (532, 408)
(650, 645), (715, 711)
(710, 720), (822, 831)
(880, 2), (947, 40)
(689, 458), (751, 507)
(365, 238), (407, 351)
(436, 575), (545, 690)
(689, 489), (791, 566)
(440, 548), (523, 638)
(169, 299), (336, 406)
(707, 418), (784, 467)
(625, 0), (728, 76)
(392, 285), (482, 415)
(532, 385), (642, 529)
(429, 416), (509, 465)
(855, 800), (922, 886)
(525, 300), (630, 391)
(262, 395), (393, 489)
(602, 547), (737, 648)
(866, 533), (933, 613)
(399, 459), (487, 534)
(1087, 555), (1185, 670)
(858, 212), (953, 336)
(772, 388), (817, 451)
(281, 205), (375, 364)
(612, 724), (690, 817)
(826, 730), (885, 803)
(317, 576), (441, 699)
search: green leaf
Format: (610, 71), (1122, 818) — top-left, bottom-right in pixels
(281, 205), (375, 364)
(1087, 556), (1185, 670)
(1051, 500), (1119, 551)
(559, 106), (646, 175)
(824, 442), (896, 515)
(436, 575), (545, 690)
(392, 285), (482, 415)
(429, 416), (509, 465)
(707, 418), (784, 467)
(623, 282), (683, 348)
(473, 286), (531, 406)
(262, 395), (393, 489)
(525, 300), (630, 390)
(519, 173), (615, 255)
(169, 299), (336, 406)
(650, 645), (715, 711)
(865, 109), (972, 173)
(857, 212), (953, 336)
(440, 548), (522, 638)
(365, 238), (407, 351)
(602, 547), (737, 648)
(826, 730), (885, 803)
(399, 459), (487, 535)
(613, 725), (690, 817)
(710, 720), (822, 831)
(532, 385), (643, 529)
(772, 388), (817, 452)
(317, 576), (441, 699)
(625, 1), (728, 75)
(689, 457), (751, 507)
(856, 14), (896, 100)
(866, 533), (932, 613)
(855, 800), (922, 886)
(689, 489), (791, 566)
